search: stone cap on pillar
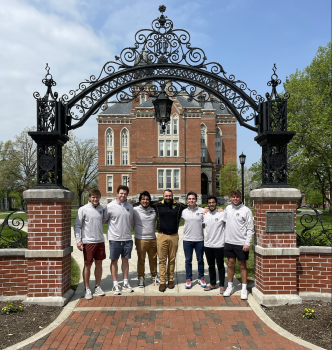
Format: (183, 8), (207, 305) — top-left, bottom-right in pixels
(23, 189), (75, 202)
(250, 187), (301, 201)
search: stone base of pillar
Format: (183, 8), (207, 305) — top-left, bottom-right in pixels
(23, 288), (74, 307)
(299, 292), (332, 302)
(252, 287), (302, 306)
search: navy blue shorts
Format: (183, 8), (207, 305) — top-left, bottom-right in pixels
(109, 240), (133, 260)
(224, 243), (249, 261)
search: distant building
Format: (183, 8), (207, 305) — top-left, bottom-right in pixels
(97, 89), (237, 206)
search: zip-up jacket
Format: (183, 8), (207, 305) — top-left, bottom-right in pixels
(203, 210), (226, 248)
(74, 202), (105, 244)
(104, 200), (134, 241)
(133, 205), (157, 240)
(150, 200), (187, 234)
(181, 206), (205, 241)
(224, 204), (254, 246)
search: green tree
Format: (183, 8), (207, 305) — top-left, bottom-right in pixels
(284, 42), (332, 211)
(217, 161), (239, 197)
(63, 133), (98, 207)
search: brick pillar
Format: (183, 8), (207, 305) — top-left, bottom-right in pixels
(250, 188), (302, 306)
(23, 189), (75, 306)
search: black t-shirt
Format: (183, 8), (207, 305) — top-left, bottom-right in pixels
(150, 200), (187, 234)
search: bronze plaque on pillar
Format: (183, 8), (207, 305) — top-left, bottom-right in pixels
(265, 211), (294, 233)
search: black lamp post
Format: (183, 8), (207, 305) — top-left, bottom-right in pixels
(239, 152), (246, 203)
(152, 87), (173, 133)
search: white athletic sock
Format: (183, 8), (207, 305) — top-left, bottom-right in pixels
(123, 279), (128, 285)
(113, 281), (118, 287)
(242, 284), (247, 291)
(228, 282), (233, 288)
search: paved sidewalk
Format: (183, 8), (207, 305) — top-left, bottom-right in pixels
(22, 296), (311, 350)
(8, 227), (321, 350)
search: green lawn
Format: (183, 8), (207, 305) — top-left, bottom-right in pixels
(71, 257), (81, 290)
(0, 212), (27, 222)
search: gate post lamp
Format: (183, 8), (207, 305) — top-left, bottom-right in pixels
(239, 152), (246, 203)
(153, 87), (173, 133)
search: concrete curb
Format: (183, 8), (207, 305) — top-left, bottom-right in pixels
(3, 286), (81, 350)
(247, 294), (326, 350)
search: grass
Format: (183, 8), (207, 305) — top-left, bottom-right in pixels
(0, 226), (27, 248)
(0, 212), (27, 222)
(71, 256), (81, 290)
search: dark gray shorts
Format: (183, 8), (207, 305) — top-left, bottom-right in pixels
(109, 240), (133, 260)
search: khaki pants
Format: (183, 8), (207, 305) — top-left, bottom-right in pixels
(157, 233), (179, 284)
(135, 238), (157, 278)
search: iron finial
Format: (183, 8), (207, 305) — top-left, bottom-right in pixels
(266, 63), (281, 100)
(159, 5), (166, 13)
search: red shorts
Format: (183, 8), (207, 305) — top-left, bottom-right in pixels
(83, 242), (106, 263)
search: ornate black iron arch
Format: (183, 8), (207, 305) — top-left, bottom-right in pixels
(58, 5), (264, 132)
(62, 63), (262, 132)
(30, 5), (295, 189)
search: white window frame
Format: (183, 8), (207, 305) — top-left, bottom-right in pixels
(216, 151), (221, 165)
(173, 140), (178, 157)
(106, 175), (113, 193)
(157, 168), (181, 190)
(122, 175), (130, 187)
(120, 128), (130, 165)
(201, 149), (206, 163)
(105, 128), (114, 165)
(106, 151), (113, 165)
(158, 114), (179, 157)
(122, 151), (128, 165)
(215, 127), (222, 165)
(159, 140), (164, 157)
(141, 94), (146, 104)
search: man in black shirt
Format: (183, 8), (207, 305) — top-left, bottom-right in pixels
(151, 189), (187, 292)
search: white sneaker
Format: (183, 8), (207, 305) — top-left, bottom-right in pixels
(198, 278), (207, 288)
(138, 277), (144, 288)
(123, 283), (134, 293)
(151, 275), (160, 285)
(241, 289), (248, 300)
(113, 285), (121, 295)
(84, 288), (93, 300)
(185, 280), (192, 289)
(223, 286), (234, 297)
(94, 286), (105, 296)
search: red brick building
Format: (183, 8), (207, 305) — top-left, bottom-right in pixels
(97, 90), (237, 205)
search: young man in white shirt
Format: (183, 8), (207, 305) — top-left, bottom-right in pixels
(133, 191), (159, 287)
(104, 185), (134, 295)
(74, 189), (106, 300)
(223, 189), (254, 300)
(203, 195), (226, 294)
(181, 191), (206, 289)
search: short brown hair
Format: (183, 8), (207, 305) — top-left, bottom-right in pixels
(163, 189), (173, 194)
(187, 191), (197, 200)
(117, 185), (129, 194)
(230, 189), (241, 197)
(89, 189), (101, 197)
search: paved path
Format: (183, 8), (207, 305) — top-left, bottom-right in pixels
(8, 227), (321, 350)
(21, 295), (311, 350)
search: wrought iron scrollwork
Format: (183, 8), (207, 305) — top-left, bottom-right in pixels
(255, 64), (295, 188)
(297, 206), (332, 246)
(30, 65), (69, 189)
(33, 64), (58, 132)
(0, 201), (27, 248)
(59, 5), (264, 132)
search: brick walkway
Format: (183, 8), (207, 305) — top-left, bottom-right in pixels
(22, 296), (310, 350)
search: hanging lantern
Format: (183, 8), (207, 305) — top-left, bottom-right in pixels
(153, 90), (173, 133)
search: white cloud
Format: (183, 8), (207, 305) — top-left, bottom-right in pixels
(0, 0), (111, 141)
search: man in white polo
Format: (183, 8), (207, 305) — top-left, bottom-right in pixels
(223, 189), (254, 300)
(104, 185), (134, 295)
(180, 191), (206, 289)
(74, 189), (106, 300)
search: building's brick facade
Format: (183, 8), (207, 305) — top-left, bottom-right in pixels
(97, 92), (237, 205)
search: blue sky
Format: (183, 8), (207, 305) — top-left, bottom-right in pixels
(0, 0), (330, 167)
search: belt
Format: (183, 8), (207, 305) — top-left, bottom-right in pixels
(158, 232), (178, 235)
